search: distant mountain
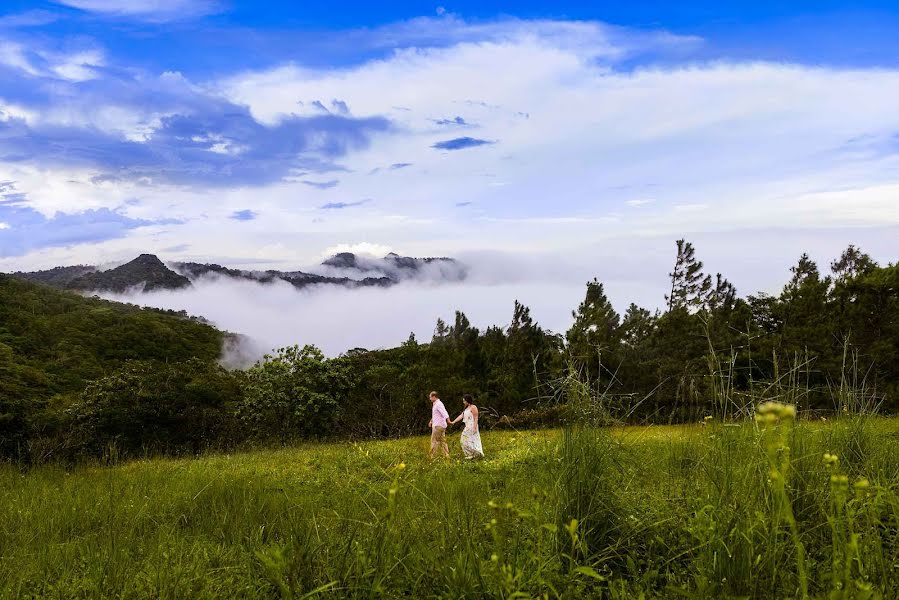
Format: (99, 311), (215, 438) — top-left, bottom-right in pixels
(13, 265), (97, 288)
(9, 251), (465, 293)
(174, 252), (464, 288)
(321, 252), (361, 269)
(175, 262), (269, 282)
(66, 254), (192, 293)
(321, 251), (461, 275)
(12, 255), (191, 293)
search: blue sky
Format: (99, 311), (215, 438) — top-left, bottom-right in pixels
(1, 0), (898, 308)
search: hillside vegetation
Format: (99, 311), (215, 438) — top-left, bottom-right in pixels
(1, 240), (897, 463)
(0, 274), (224, 456)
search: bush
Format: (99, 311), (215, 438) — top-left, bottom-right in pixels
(68, 359), (243, 458)
(238, 345), (352, 442)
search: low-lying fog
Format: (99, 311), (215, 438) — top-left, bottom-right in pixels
(105, 277), (589, 364)
(97, 249), (664, 365)
(95, 229), (898, 367)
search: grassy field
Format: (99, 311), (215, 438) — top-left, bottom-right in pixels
(2, 414), (899, 598)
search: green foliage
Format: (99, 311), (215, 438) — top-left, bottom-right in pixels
(666, 238), (712, 311)
(239, 345), (352, 441)
(566, 279), (621, 381)
(69, 359), (243, 457)
(0, 274), (223, 459)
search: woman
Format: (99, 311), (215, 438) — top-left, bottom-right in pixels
(450, 394), (484, 459)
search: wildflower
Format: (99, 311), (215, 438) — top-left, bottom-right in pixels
(755, 413), (777, 425)
(757, 401), (781, 415)
(491, 554), (499, 562)
(757, 401), (798, 421)
(830, 474), (849, 486)
(397, 462), (406, 471)
(853, 478), (870, 491)
(823, 453), (839, 467)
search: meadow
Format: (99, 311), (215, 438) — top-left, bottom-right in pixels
(1, 409), (898, 599)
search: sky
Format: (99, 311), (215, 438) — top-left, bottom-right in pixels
(1, 1), (898, 353)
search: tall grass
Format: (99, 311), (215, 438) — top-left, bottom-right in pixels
(2, 371), (899, 597)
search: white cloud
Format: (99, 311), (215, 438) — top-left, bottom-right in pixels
(0, 41), (105, 82)
(4, 15), (899, 312)
(53, 0), (222, 21)
(89, 222), (899, 363)
(45, 48), (105, 82)
(321, 242), (394, 259)
(0, 10), (60, 28)
(0, 98), (38, 122)
(0, 41), (41, 76)
(0, 222), (9, 230)
(219, 31), (899, 245)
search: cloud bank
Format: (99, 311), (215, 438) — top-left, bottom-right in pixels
(1, 12), (898, 311)
(92, 225), (898, 366)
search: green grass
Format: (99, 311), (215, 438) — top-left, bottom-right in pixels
(2, 417), (899, 598)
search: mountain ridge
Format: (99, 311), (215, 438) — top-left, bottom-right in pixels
(10, 251), (465, 293)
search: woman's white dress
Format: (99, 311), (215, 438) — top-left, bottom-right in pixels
(460, 407), (484, 459)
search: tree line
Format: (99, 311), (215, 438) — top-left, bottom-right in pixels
(1, 240), (897, 462)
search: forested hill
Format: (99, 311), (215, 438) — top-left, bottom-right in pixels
(0, 274), (223, 403)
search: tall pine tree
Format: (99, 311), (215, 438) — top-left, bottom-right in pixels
(566, 279), (621, 380)
(666, 239), (711, 311)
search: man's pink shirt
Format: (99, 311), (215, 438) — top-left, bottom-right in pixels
(432, 399), (450, 429)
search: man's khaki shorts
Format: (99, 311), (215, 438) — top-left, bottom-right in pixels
(430, 426), (448, 453)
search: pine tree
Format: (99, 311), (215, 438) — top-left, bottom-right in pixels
(432, 318), (450, 343)
(705, 273), (737, 312)
(501, 301), (549, 410)
(666, 239), (711, 311)
(779, 253), (832, 369)
(619, 303), (654, 346)
(450, 310), (473, 341)
(784, 253), (824, 295)
(831, 244), (877, 283)
(566, 279), (621, 377)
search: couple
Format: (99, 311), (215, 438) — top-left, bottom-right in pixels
(428, 391), (484, 460)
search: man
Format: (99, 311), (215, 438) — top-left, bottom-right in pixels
(428, 391), (450, 459)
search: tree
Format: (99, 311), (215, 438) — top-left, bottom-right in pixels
(830, 245), (879, 336)
(432, 318), (450, 343)
(70, 359), (242, 457)
(500, 301), (553, 411)
(566, 279), (621, 380)
(666, 239), (711, 311)
(778, 254), (834, 386)
(705, 273), (737, 312)
(619, 304), (654, 347)
(239, 345), (352, 441)
(831, 244), (877, 284)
